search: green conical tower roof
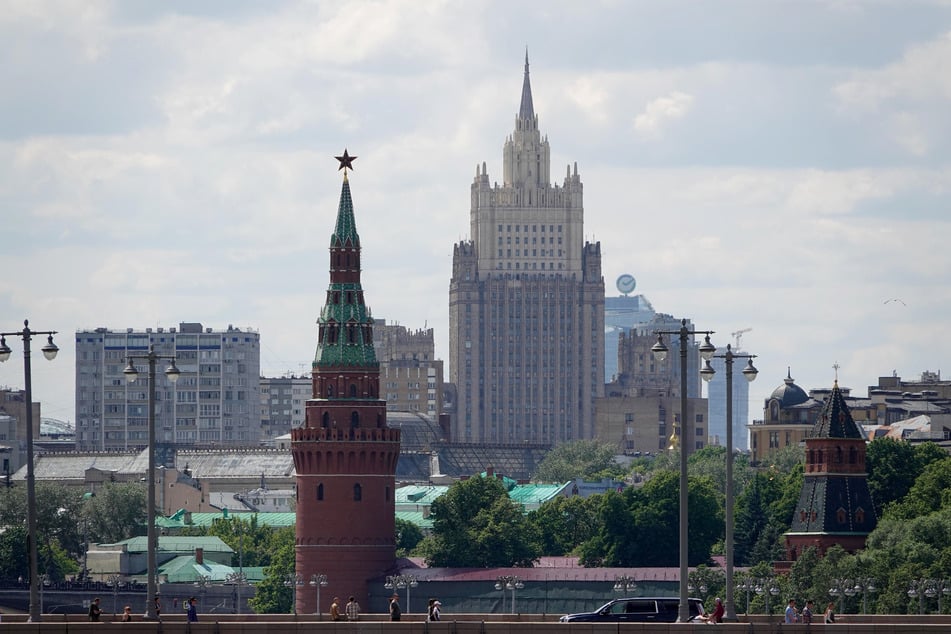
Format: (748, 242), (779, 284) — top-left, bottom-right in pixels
(330, 173), (360, 248)
(314, 169), (378, 369)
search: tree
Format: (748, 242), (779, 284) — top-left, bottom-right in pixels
(0, 524), (28, 582)
(578, 471), (722, 567)
(0, 482), (84, 580)
(395, 517), (423, 557)
(205, 515), (277, 568)
(248, 526), (295, 614)
(734, 463), (802, 566)
(886, 457), (951, 520)
(532, 440), (623, 483)
(528, 495), (599, 556)
(419, 475), (540, 567)
(866, 439), (946, 516)
(83, 482), (147, 545)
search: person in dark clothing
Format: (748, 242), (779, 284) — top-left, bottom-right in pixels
(88, 597), (102, 621)
(389, 594), (402, 621)
(186, 597), (198, 622)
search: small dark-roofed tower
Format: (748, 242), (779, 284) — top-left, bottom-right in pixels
(291, 159), (400, 613)
(784, 380), (876, 562)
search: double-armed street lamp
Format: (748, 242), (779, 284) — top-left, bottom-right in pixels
(109, 574), (122, 615)
(495, 575), (525, 614)
(705, 344), (757, 621)
(124, 346), (180, 620)
(386, 574), (419, 615)
(0, 320), (59, 622)
(194, 574), (210, 609)
(925, 579), (951, 614)
(309, 573), (329, 618)
(736, 576), (756, 614)
(852, 577), (877, 614)
(755, 577), (780, 616)
(613, 574), (637, 595)
(284, 573), (304, 616)
(651, 320), (716, 623)
(225, 571), (248, 613)
(829, 577), (855, 615)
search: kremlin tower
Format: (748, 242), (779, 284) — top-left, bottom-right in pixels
(291, 150), (400, 613)
(784, 380), (876, 563)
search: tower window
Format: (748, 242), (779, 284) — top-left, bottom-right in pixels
(353, 483), (362, 501)
(350, 384), (357, 397)
(317, 483), (324, 501)
(322, 412), (330, 428)
(351, 411), (359, 428)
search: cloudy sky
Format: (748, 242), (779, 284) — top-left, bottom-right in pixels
(2, 0), (950, 430)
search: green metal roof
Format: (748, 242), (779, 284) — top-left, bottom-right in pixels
(395, 510), (432, 531)
(508, 482), (570, 507)
(106, 536), (234, 554)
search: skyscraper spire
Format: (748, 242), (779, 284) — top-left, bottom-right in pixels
(519, 47), (534, 120)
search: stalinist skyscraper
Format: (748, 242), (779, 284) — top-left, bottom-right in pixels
(449, 55), (604, 445)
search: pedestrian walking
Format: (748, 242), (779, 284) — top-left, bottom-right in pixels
(330, 596), (342, 621)
(186, 597), (198, 622)
(345, 595), (361, 621)
(120, 605), (133, 622)
(88, 597), (102, 621)
(389, 594), (402, 621)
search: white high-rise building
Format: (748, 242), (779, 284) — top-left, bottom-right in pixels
(75, 322), (260, 451)
(449, 54), (604, 444)
(707, 349), (753, 449)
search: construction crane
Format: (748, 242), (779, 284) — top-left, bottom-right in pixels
(731, 327), (752, 350)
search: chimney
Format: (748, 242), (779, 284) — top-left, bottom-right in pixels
(195, 547), (203, 565)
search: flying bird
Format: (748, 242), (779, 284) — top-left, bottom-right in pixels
(883, 299), (907, 306)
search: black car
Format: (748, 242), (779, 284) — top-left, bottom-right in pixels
(560, 597), (706, 623)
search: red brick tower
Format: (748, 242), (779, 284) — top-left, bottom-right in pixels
(291, 152), (400, 614)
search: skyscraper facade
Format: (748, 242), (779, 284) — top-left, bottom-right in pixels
(75, 323), (260, 451)
(604, 274), (655, 382)
(707, 350), (752, 449)
(449, 55), (604, 444)
(291, 164), (399, 612)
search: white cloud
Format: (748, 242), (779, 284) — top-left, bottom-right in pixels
(2, 1), (951, 427)
(633, 91), (695, 136)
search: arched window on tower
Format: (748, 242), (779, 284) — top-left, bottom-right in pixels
(349, 384), (357, 398)
(351, 411), (359, 428)
(836, 507), (847, 524)
(849, 446), (857, 464)
(322, 412), (330, 428)
(353, 483), (362, 502)
(326, 384), (334, 398)
(317, 483), (324, 501)
(377, 413), (383, 428)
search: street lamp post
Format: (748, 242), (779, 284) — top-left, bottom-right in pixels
(110, 574), (122, 615)
(225, 571), (248, 613)
(123, 346), (180, 620)
(830, 578), (853, 615)
(194, 575), (210, 611)
(924, 579), (951, 614)
(39, 574), (48, 616)
(495, 575), (525, 615)
(651, 319), (716, 623)
(613, 574), (637, 595)
(0, 320), (59, 622)
(736, 576), (756, 615)
(708, 344), (757, 621)
(284, 573), (304, 616)
(755, 577), (780, 616)
(386, 574), (419, 615)
(852, 577), (877, 614)
(907, 579), (929, 615)
(309, 573), (328, 618)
